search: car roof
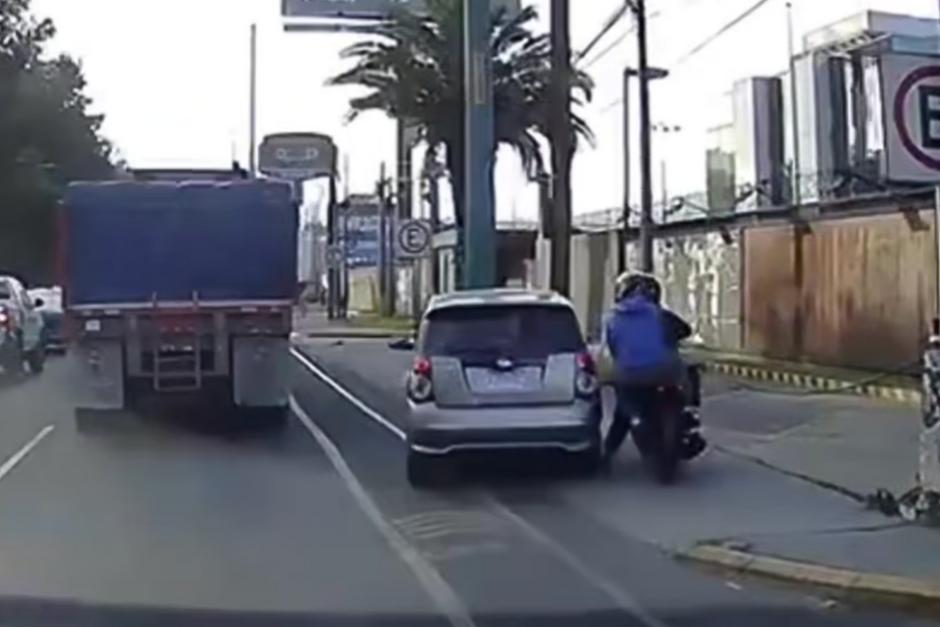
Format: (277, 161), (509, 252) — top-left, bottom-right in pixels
(425, 289), (574, 316)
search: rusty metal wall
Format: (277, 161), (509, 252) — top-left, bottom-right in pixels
(743, 211), (938, 369)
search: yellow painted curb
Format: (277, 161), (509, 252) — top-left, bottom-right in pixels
(678, 544), (940, 606)
(706, 362), (921, 405)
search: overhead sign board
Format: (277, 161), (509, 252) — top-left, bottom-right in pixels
(282, 0), (519, 20)
(259, 133), (336, 181)
(883, 54), (940, 182)
(396, 220), (432, 259)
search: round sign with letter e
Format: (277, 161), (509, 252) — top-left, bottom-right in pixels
(396, 220), (432, 259)
(885, 55), (940, 181)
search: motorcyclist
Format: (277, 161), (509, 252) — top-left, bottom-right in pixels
(601, 272), (706, 472)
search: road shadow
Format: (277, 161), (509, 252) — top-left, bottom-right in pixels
(0, 596), (917, 627)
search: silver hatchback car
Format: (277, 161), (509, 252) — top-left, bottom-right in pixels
(404, 289), (601, 486)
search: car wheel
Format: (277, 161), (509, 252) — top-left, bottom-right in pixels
(572, 445), (601, 477)
(407, 451), (443, 488)
(26, 347), (45, 374)
(236, 406), (289, 432)
(0, 339), (24, 380)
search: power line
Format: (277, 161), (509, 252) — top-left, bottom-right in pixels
(595, 0), (775, 113)
(580, 0), (708, 70)
(581, 23), (633, 70)
(672, 0), (775, 66)
(575, 3), (630, 63)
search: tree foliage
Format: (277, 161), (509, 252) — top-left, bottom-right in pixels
(328, 0), (593, 227)
(0, 0), (114, 284)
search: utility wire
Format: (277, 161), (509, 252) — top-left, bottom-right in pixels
(672, 0), (775, 66)
(581, 0), (707, 70)
(595, 0), (774, 113)
(575, 2), (631, 63)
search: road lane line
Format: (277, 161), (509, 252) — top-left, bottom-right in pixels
(289, 349), (672, 627)
(484, 496), (671, 627)
(0, 425), (55, 482)
(289, 396), (475, 627)
(291, 347), (407, 441)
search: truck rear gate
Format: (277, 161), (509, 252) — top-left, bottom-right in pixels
(64, 181), (298, 425)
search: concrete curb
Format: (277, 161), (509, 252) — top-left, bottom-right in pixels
(707, 361), (921, 406)
(677, 544), (940, 608)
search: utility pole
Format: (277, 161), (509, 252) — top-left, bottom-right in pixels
(426, 159), (441, 294)
(636, 0), (655, 273)
(377, 163), (390, 316)
(463, 0), (496, 289)
(397, 121), (414, 219)
(550, 0), (573, 296)
(248, 23), (258, 176)
(327, 176), (337, 320)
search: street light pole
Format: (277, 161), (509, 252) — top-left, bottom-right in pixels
(787, 1), (802, 207)
(635, 0), (655, 273)
(619, 65), (668, 274)
(463, 0), (496, 289)
(550, 0), (573, 296)
(249, 23), (258, 176)
(619, 68), (632, 274)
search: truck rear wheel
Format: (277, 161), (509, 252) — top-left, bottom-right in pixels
(235, 406), (289, 432)
(1, 337), (23, 381)
(26, 347), (45, 374)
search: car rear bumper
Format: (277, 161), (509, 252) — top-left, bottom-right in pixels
(407, 402), (601, 455)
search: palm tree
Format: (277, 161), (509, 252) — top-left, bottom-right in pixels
(327, 0), (593, 229)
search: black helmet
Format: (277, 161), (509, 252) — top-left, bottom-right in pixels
(615, 272), (662, 304)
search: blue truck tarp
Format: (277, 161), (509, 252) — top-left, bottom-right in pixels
(65, 180), (298, 306)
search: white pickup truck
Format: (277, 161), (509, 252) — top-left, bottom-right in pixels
(0, 275), (47, 379)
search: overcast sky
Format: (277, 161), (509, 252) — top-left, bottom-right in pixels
(31, 0), (940, 220)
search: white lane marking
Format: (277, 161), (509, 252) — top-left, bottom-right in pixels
(289, 397), (475, 627)
(484, 496), (671, 627)
(290, 347), (407, 441)
(0, 425), (55, 482)
(289, 347), (670, 627)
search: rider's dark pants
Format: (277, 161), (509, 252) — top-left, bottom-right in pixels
(603, 360), (690, 460)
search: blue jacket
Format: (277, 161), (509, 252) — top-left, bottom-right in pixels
(606, 296), (689, 375)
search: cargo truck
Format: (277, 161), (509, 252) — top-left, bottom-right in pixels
(63, 179), (298, 427)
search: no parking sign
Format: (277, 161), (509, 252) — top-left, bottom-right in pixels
(883, 55), (940, 182)
(395, 220), (432, 259)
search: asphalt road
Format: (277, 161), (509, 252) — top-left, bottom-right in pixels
(0, 346), (930, 626)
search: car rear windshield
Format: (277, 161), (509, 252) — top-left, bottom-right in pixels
(423, 305), (584, 360)
(0, 282), (10, 300)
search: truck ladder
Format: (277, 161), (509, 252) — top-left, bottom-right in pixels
(151, 292), (203, 392)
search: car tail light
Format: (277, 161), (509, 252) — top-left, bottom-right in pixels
(575, 351), (599, 398)
(0, 307), (10, 332)
(576, 352), (596, 374)
(408, 356), (434, 403)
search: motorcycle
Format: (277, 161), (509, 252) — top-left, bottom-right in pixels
(628, 365), (707, 484)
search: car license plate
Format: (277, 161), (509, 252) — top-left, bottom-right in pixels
(466, 367), (542, 394)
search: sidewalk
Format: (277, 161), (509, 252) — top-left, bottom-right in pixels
(705, 387), (921, 498)
(292, 307), (413, 339)
(693, 376), (940, 608)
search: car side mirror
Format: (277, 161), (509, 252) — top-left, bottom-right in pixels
(33, 298), (44, 309)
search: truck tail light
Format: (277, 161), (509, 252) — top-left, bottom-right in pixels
(575, 351), (599, 398)
(408, 356), (434, 403)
